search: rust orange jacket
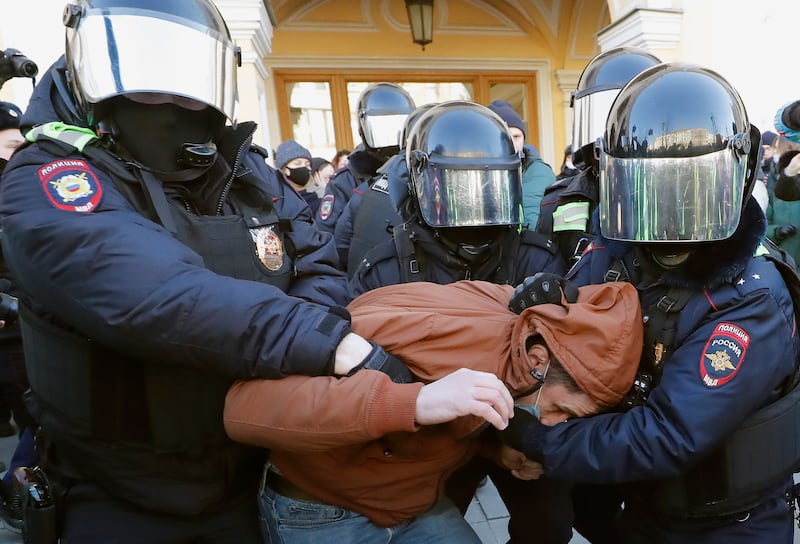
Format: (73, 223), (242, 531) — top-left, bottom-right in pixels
(224, 280), (641, 526)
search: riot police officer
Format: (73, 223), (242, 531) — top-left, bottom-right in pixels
(336, 103), (436, 275)
(536, 47), (660, 267)
(0, 1), (410, 541)
(351, 100), (574, 544)
(352, 100), (565, 293)
(504, 63), (800, 543)
(317, 82), (415, 234)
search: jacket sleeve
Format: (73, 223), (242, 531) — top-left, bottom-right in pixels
(224, 370), (422, 452)
(539, 268), (797, 482)
(333, 186), (364, 267)
(316, 172), (354, 233)
(0, 146), (351, 380)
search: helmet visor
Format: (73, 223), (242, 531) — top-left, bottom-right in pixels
(599, 148), (746, 242)
(572, 89), (618, 153)
(69, 9), (238, 121)
(363, 114), (408, 149)
(415, 160), (522, 228)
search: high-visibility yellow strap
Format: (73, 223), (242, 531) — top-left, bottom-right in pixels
(26, 122), (98, 152)
(552, 201), (590, 233)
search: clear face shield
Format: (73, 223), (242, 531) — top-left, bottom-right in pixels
(598, 147), (747, 242)
(413, 158), (522, 228)
(571, 89), (619, 155)
(67, 8), (239, 122)
(362, 114), (408, 149)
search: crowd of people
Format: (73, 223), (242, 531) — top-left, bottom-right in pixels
(0, 1), (800, 544)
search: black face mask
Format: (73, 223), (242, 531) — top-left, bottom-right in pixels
(105, 98), (225, 173)
(286, 166), (311, 187)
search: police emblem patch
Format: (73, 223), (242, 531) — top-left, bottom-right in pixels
(250, 226), (285, 271)
(38, 159), (102, 213)
(319, 194), (334, 220)
(700, 322), (750, 388)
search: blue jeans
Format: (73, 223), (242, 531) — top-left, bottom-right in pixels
(259, 483), (482, 544)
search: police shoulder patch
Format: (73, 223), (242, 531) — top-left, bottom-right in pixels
(699, 322), (750, 388)
(319, 194), (334, 220)
(38, 159), (102, 213)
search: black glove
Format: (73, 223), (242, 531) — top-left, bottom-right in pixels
(498, 406), (549, 462)
(774, 224), (798, 243)
(508, 272), (579, 314)
(346, 343), (414, 384)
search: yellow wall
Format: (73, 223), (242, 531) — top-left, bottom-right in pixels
(0, 0), (609, 166)
(266, 0), (609, 166)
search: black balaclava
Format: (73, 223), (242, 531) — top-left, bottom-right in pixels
(286, 166), (311, 187)
(102, 97), (225, 173)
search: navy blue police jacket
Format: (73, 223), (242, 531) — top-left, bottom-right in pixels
(535, 167), (598, 267)
(1, 64), (352, 382)
(541, 200), (798, 503)
(351, 224), (566, 296)
(334, 153), (407, 270)
(1, 136), (352, 380)
(332, 178), (367, 265)
(316, 145), (386, 234)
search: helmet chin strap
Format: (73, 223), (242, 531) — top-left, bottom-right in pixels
(647, 247), (692, 269)
(433, 231), (489, 263)
(434, 226), (508, 264)
(181, 142), (218, 168)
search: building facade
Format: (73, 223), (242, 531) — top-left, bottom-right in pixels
(1, 0), (798, 167)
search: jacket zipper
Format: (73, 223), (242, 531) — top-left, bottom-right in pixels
(216, 125), (257, 216)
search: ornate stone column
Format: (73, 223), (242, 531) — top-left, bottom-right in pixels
(215, 1), (276, 151)
(555, 69), (581, 152)
(599, 0), (683, 60)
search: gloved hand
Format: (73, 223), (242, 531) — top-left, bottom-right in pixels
(774, 224), (798, 243)
(346, 343), (414, 384)
(508, 272), (579, 314)
(497, 406), (549, 462)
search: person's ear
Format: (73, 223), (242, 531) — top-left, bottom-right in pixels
(528, 342), (549, 371)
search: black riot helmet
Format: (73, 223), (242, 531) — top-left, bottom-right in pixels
(405, 100), (522, 229)
(62, 0), (241, 172)
(63, 0), (240, 124)
(598, 63), (759, 244)
(400, 103), (437, 151)
(388, 103), (438, 211)
(571, 47), (660, 166)
(357, 83), (415, 155)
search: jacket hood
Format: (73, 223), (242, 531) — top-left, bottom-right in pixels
(516, 282), (643, 407)
(347, 280), (643, 409)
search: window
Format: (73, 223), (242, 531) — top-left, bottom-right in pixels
(274, 71), (538, 161)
